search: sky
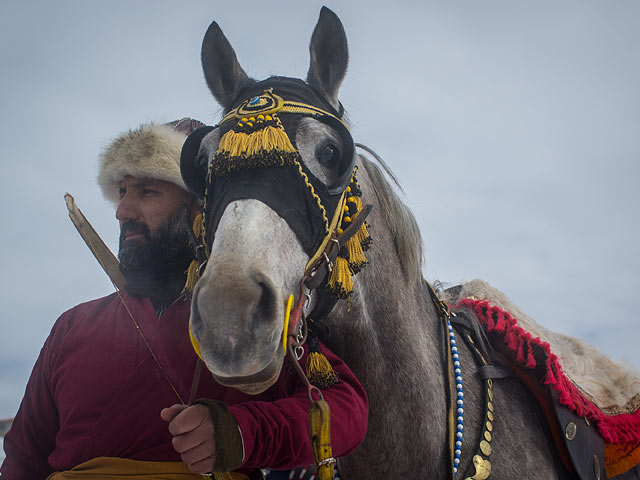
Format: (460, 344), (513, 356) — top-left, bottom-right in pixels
(1, 0), (639, 450)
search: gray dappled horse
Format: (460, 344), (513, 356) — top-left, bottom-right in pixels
(181, 7), (639, 480)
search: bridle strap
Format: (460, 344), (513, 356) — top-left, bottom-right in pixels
(285, 203), (373, 350)
(304, 204), (373, 291)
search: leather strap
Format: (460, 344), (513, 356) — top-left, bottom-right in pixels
(551, 390), (607, 480)
(477, 365), (512, 380)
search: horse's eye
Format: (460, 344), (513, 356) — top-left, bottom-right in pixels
(319, 144), (341, 168)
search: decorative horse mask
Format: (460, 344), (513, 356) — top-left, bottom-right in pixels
(182, 77), (372, 301)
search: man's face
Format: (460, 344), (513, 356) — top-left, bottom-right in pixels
(116, 176), (194, 275)
(116, 176), (187, 238)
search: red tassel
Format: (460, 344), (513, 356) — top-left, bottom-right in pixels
(558, 388), (574, 408)
(544, 370), (556, 385)
(485, 310), (495, 330)
(517, 336), (525, 363)
(526, 340), (536, 368)
(506, 328), (518, 351)
(544, 358), (557, 385)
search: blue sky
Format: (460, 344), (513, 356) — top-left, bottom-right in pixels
(1, 1), (639, 451)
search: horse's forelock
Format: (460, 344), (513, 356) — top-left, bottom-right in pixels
(359, 152), (424, 287)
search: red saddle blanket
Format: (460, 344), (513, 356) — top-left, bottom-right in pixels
(442, 280), (640, 478)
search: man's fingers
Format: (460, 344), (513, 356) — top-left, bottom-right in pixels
(186, 451), (216, 475)
(168, 404), (209, 436)
(165, 404), (216, 474)
(171, 431), (206, 454)
(179, 437), (215, 466)
(160, 404), (188, 422)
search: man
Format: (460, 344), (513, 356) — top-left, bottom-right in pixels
(1, 119), (368, 479)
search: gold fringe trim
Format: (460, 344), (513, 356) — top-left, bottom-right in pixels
(212, 114), (298, 176)
(306, 351), (339, 389)
(327, 256), (353, 299)
(218, 129), (249, 157)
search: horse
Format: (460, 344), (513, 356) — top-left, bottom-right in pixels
(180, 7), (640, 479)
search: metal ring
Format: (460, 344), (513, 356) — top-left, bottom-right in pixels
(317, 457), (336, 467)
(303, 293), (311, 310)
(322, 252), (333, 272)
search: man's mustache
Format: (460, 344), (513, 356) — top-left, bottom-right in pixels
(119, 220), (150, 244)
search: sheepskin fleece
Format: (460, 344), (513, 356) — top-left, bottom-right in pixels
(98, 124), (187, 204)
(441, 279), (640, 414)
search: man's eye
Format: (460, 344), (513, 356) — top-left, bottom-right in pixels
(142, 189), (157, 196)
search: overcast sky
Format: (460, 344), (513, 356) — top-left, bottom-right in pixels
(1, 0), (639, 445)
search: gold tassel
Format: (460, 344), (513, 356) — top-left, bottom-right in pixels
(218, 129), (249, 158)
(327, 256), (353, 299)
(352, 194), (363, 211)
(182, 213), (204, 294)
(213, 114), (298, 175)
(345, 235), (368, 273)
(355, 220), (372, 250)
(192, 212), (203, 237)
(345, 192), (371, 251)
(263, 123), (296, 152)
(183, 260), (199, 294)
(306, 351), (339, 389)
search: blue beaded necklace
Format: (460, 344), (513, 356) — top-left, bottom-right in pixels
(448, 320), (464, 477)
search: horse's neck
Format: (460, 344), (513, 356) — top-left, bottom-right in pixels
(322, 160), (452, 475)
(327, 162), (574, 479)
(327, 259), (451, 475)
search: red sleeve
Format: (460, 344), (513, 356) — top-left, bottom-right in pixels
(228, 341), (368, 471)
(0, 320), (63, 479)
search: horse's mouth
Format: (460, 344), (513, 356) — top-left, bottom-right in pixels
(208, 355), (282, 395)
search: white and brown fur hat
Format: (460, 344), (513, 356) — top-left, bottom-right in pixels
(98, 118), (205, 204)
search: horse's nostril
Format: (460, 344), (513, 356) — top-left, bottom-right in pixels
(255, 281), (276, 323)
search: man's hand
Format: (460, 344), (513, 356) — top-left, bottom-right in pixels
(161, 404), (216, 474)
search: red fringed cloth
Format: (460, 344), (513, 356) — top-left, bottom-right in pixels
(456, 297), (640, 478)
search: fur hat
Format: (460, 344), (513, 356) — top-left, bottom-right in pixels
(98, 118), (205, 204)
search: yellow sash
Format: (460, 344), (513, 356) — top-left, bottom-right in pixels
(46, 457), (249, 480)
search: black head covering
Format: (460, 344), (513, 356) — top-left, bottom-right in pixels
(181, 77), (356, 257)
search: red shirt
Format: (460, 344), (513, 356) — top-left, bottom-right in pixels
(1, 292), (368, 479)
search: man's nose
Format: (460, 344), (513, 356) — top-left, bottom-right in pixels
(115, 193), (139, 223)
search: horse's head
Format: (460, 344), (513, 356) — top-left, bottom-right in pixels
(181, 8), (357, 394)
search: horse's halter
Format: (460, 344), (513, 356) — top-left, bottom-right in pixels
(180, 78), (373, 356)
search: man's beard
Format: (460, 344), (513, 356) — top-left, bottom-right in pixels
(118, 202), (194, 281)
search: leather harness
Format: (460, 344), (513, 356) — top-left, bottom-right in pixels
(441, 285), (607, 480)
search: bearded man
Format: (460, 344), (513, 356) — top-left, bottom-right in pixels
(1, 119), (368, 480)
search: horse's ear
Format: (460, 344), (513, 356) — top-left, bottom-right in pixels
(201, 21), (250, 109)
(306, 7), (349, 109)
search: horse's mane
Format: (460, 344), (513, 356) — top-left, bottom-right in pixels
(358, 146), (424, 287)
